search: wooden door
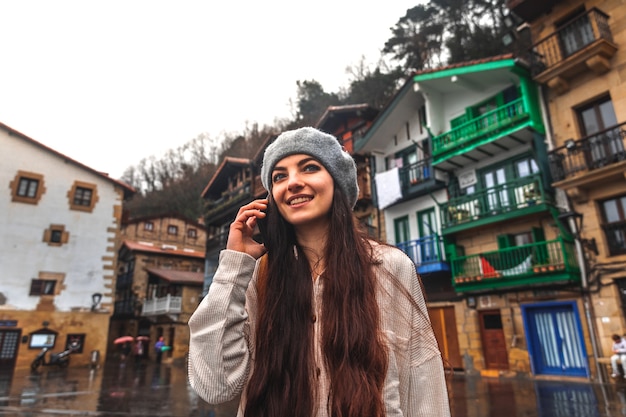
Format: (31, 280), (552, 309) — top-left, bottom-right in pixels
(479, 310), (509, 370)
(428, 306), (462, 369)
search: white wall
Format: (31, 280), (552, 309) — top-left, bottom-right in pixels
(0, 130), (122, 311)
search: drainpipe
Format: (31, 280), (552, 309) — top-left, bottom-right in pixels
(566, 214), (604, 384)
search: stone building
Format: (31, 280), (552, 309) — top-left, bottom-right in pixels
(109, 214), (206, 364)
(508, 0), (626, 378)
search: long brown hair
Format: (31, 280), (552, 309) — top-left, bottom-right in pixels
(244, 188), (388, 417)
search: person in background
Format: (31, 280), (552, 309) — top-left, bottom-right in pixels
(188, 127), (450, 416)
(134, 340), (144, 367)
(611, 334), (626, 378)
(154, 337), (165, 364)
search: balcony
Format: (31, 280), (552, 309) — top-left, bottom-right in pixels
(141, 295), (182, 316)
(530, 8), (617, 94)
(396, 235), (450, 274)
(441, 174), (550, 234)
(432, 98), (535, 170)
(548, 122), (626, 202)
(205, 182), (252, 223)
(397, 160), (447, 199)
(452, 238), (580, 293)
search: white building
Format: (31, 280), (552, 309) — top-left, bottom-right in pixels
(0, 122), (134, 371)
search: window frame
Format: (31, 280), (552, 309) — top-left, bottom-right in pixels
(43, 224), (69, 247)
(29, 279), (57, 296)
(68, 181), (99, 212)
(167, 225), (179, 235)
(10, 171), (46, 204)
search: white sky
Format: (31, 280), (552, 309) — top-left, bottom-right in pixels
(0, 1), (419, 179)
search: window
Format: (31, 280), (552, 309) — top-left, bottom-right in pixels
(18, 177), (39, 198)
(73, 187), (92, 206)
(68, 181), (98, 212)
(43, 224), (69, 246)
(30, 279), (57, 296)
(167, 225), (178, 235)
(602, 195), (626, 255)
(187, 228), (197, 238)
(144, 222), (154, 231)
(10, 171), (46, 204)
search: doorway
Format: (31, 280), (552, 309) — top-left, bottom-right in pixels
(429, 306), (463, 369)
(522, 301), (588, 377)
(0, 329), (21, 371)
(479, 310), (509, 370)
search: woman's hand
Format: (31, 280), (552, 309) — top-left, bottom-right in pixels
(226, 198), (268, 259)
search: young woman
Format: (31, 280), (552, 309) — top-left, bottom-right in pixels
(188, 127), (450, 417)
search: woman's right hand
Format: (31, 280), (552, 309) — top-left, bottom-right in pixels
(226, 198), (268, 259)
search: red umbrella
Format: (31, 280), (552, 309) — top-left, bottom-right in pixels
(136, 336), (150, 342)
(113, 336), (134, 344)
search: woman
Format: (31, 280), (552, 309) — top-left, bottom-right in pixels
(188, 127), (450, 417)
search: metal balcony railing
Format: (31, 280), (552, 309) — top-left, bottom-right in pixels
(452, 238), (580, 291)
(398, 160), (432, 191)
(432, 98), (528, 160)
(530, 8), (613, 76)
(441, 174), (547, 229)
(602, 221), (626, 256)
(141, 295), (182, 316)
(396, 234), (446, 267)
(549, 122), (626, 182)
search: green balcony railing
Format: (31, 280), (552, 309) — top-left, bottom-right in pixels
(432, 98), (529, 163)
(441, 174), (548, 230)
(452, 238), (580, 292)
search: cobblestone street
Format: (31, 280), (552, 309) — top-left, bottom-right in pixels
(4, 359), (626, 416)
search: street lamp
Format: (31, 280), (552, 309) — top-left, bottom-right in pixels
(558, 210), (598, 255)
(91, 293), (103, 312)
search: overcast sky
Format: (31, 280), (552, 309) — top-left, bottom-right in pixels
(0, 1), (419, 179)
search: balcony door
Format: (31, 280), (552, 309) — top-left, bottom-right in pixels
(418, 208), (437, 263)
(602, 195), (626, 255)
(483, 167), (509, 212)
(558, 10), (594, 57)
(578, 97), (622, 168)
(394, 216), (413, 262)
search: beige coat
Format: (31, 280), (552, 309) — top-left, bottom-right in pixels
(188, 244), (450, 416)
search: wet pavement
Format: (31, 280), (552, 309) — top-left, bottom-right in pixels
(4, 359), (626, 416)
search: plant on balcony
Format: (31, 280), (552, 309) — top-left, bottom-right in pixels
(448, 206), (470, 222)
(524, 186), (541, 206)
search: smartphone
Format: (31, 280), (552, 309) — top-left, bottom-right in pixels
(256, 195), (272, 247)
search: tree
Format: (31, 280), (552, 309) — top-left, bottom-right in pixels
(344, 57), (405, 109)
(294, 80), (341, 127)
(383, 0), (508, 71)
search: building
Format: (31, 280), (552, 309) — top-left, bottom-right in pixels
(355, 54), (592, 377)
(508, 0), (626, 378)
(0, 122), (134, 371)
(110, 214), (206, 364)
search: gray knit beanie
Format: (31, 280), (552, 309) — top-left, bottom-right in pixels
(261, 127), (359, 207)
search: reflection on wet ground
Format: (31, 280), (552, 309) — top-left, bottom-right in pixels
(4, 359), (626, 416)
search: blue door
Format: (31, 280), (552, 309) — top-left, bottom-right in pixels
(522, 301), (589, 377)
